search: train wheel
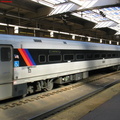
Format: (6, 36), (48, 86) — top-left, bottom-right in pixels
(27, 85), (34, 94)
(117, 65), (120, 71)
(22, 93), (27, 98)
(44, 79), (54, 91)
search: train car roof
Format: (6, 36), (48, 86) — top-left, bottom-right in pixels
(0, 34), (120, 51)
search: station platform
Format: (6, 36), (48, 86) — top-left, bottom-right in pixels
(80, 93), (120, 120)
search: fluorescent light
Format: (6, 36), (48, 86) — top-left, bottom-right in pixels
(14, 26), (19, 33)
(72, 35), (75, 40)
(88, 37), (91, 41)
(50, 31), (54, 37)
(0, 23), (7, 26)
(100, 39), (102, 43)
(109, 40), (111, 44)
(59, 31), (70, 35)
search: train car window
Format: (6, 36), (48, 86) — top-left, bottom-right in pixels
(38, 55), (46, 63)
(49, 55), (61, 62)
(116, 53), (118, 57)
(1, 47), (11, 61)
(76, 54), (84, 60)
(87, 54), (93, 59)
(107, 54), (111, 58)
(101, 54), (106, 58)
(64, 54), (74, 61)
(112, 54), (116, 58)
(117, 53), (119, 57)
(94, 54), (100, 59)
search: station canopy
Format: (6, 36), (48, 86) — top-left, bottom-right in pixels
(31, 0), (120, 35)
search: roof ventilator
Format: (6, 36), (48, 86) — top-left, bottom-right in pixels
(63, 41), (67, 44)
(34, 39), (42, 42)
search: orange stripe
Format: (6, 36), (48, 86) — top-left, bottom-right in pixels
(18, 49), (31, 66)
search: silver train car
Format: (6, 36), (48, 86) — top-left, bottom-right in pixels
(0, 34), (120, 100)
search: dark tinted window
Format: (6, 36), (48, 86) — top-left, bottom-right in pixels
(39, 55), (46, 63)
(64, 54), (74, 61)
(76, 54), (84, 60)
(101, 54), (106, 58)
(95, 54), (100, 59)
(49, 55), (61, 62)
(112, 54), (116, 58)
(1, 47), (11, 61)
(87, 54), (93, 59)
(107, 54), (111, 58)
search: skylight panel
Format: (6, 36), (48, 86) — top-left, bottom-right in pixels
(31, 0), (54, 7)
(99, 7), (120, 23)
(69, 0), (83, 6)
(110, 24), (120, 30)
(115, 7), (120, 10)
(49, 2), (79, 16)
(82, 10), (108, 22)
(114, 12), (119, 15)
(44, 0), (67, 4)
(83, 10), (91, 14)
(106, 8), (113, 11)
(72, 12), (98, 23)
(70, 0), (98, 8)
(31, 0), (67, 7)
(94, 21), (116, 28)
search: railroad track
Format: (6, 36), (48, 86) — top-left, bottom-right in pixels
(29, 73), (120, 120)
(0, 70), (119, 111)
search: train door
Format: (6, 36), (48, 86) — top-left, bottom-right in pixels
(0, 45), (13, 100)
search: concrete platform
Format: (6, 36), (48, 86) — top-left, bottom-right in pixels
(0, 83), (101, 120)
(80, 93), (120, 120)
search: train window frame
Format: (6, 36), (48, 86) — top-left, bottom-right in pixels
(115, 53), (118, 58)
(86, 53), (93, 59)
(48, 54), (62, 62)
(63, 54), (74, 61)
(112, 53), (116, 58)
(94, 54), (100, 59)
(107, 54), (111, 58)
(101, 54), (106, 58)
(76, 54), (85, 60)
(1, 47), (11, 62)
(38, 55), (46, 63)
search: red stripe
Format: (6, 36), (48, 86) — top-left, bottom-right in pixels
(18, 49), (32, 66)
(22, 49), (33, 66)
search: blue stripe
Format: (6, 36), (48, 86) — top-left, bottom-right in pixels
(25, 49), (36, 65)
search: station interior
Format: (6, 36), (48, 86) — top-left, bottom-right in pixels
(0, 0), (120, 44)
(0, 0), (120, 120)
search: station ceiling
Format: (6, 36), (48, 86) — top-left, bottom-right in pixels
(0, 0), (120, 39)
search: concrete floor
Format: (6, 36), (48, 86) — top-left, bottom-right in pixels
(45, 83), (120, 120)
(80, 89), (120, 120)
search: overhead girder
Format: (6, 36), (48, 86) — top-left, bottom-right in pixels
(0, 0), (119, 38)
(2, 0), (38, 13)
(25, 7), (53, 19)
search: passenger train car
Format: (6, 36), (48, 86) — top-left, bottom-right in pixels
(0, 34), (120, 100)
